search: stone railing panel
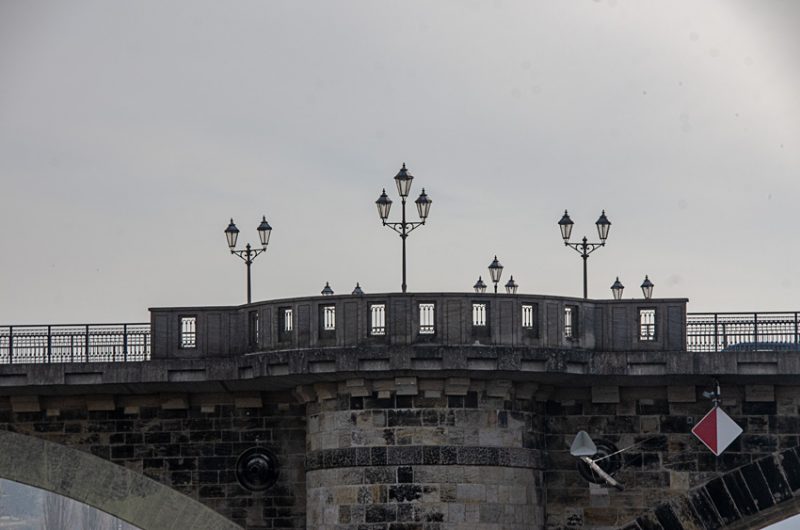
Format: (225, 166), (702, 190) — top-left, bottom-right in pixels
(149, 294), (687, 359)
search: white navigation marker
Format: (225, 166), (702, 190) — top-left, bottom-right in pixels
(570, 430), (598, 457)
(691, 406), (743, 456)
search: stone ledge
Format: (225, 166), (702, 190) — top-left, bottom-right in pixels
(306, 446), (542, 471)
(5, 347), (800, 395)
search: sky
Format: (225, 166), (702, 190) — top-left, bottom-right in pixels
(1, 1), (799, 325)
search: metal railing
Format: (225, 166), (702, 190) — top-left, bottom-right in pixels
(687, 312), (800, 352)
(0, 324), (150, 364)
(2, 311), (799, 363)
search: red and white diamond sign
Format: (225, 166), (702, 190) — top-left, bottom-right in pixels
(692, 406), (743, 456)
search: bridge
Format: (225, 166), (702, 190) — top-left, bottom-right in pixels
(2, 293), (800, 529)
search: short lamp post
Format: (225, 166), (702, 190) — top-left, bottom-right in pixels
(488, 256), (504, 294)
(641, 276), (654, 299)
(611, 277), (624, 300)
(225, 217), (272, 304)
(376, 164), (432, 293)
(558, 210), (611, 299)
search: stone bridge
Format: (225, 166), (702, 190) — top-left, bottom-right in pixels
(2, 293), (800, 529)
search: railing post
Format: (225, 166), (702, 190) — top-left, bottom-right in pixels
(753, 312), (759, 346)
(714, 314), (719, 352)
(722, 322), (727, 350)
(795, 312), (798, 345)
(123, 324), (128, 362)
(47, 325), (52, 363)
(85, 325), (90, 362)
(8, 326), (13, 364)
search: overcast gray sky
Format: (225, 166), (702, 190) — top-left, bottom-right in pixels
(1, 1), (798, 324)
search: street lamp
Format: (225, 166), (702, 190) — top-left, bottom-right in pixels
(505, 276), (518, 294)
(321, 282), (334, 296)
(352, 283), (364, 295)
(473, 276), (487, 293)
(225, 216), (272, 304)
(488, 256), (504, 294)
(611, 277), (624, 300)
(376, 163), (432, 293)
(641, 275), (654, 299)
(558, 210), (611, 299)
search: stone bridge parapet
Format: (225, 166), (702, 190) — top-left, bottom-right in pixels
(150, 293), (687, 359)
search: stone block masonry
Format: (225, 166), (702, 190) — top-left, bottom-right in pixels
(0, 393), (307, 529)
(544, 384), (800, 529)
(301, 381), (546, 529)
(6, 379), (800, 529)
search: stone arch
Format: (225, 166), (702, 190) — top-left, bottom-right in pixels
(620, 445), (800, 530)
(0, 430), (241, 530)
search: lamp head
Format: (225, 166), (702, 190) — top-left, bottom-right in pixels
(558, 210), (574, 241)
(611, 277), (624, 300)
(375, 189), (392, 220)
(415, 188), (432, 220)
(641, 275), (654, 299)
(393, 163), (414, 197)
(257, 216), (272, 247)
(225, 219), (240, 249)
(596, 210), (611, 242)
(504, 275), (518, 294)
(488, 256), (504, 283)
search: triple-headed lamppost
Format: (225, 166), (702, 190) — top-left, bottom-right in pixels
(224, 217), (272, 304)
(558, 210), (611, 299)
(476, 257), (518, 294)
(376, 164), (433, 293)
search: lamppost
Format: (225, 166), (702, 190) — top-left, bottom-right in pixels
(224, 216), (272, 304)
(558, 210), (611, 299)
(376, 163), (433, 293)
(473, 277), (487, 293)
(488, 256), (504, 294)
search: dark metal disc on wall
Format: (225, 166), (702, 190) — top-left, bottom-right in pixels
(235, 447), (280, 491)
(576, 439), (621, 485)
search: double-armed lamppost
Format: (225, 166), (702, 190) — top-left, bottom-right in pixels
(224, 216), (272, 304)
(558, 210), (611, 299)
(376, 164), (433, 293)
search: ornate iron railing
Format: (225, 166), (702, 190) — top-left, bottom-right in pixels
(0, 324), (150, 364)
(687, 312), (800, 352)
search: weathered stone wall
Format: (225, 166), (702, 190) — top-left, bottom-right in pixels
(5, 379), (800, 529)
(300, 378), (545, 529)
(0, 392), (307, 529)
(544, 383), (800, 529)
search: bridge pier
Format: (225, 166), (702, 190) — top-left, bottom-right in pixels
(301, 378), (545, 529)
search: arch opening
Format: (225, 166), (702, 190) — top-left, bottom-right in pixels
(621, 447), (800, 530)
(0, 430), (241, 530)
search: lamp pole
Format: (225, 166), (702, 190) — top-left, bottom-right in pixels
(225, 216), (272, 304)
(376, 164), (432, 293)
(558, 210), (611, 299)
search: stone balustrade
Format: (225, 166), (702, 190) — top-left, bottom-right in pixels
(150, 292), (687, 359)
